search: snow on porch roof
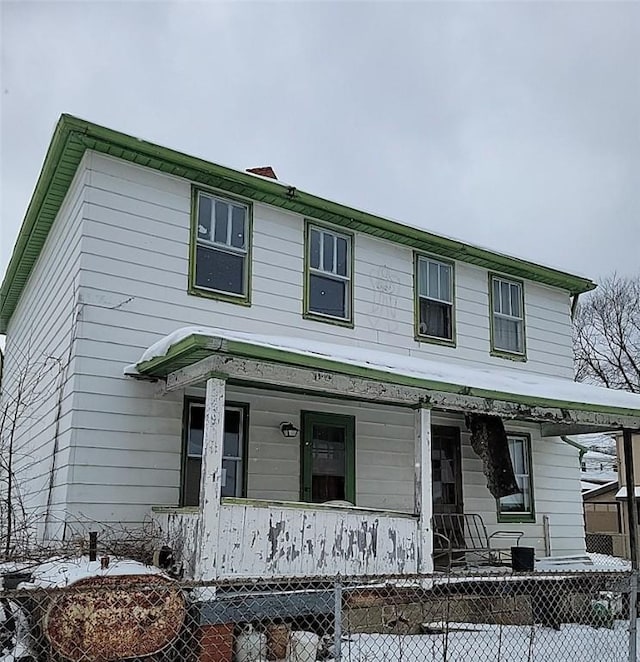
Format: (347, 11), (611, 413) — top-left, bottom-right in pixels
(130, 326), (640, 423)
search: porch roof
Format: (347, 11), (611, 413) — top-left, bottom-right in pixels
(128, 327), (640, 430)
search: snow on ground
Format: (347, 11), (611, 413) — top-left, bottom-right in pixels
(14, 555), (161, 589)
(341, 621), (635, 662)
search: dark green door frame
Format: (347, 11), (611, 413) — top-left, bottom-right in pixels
(300, 411), (356, 504)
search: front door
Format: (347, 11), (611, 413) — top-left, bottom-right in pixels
(432, 425), (463, 550)
(301, 411), (355, 504)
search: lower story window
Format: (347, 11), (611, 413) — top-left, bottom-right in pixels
(182, 399), (248, 506)
(498, 434), (534, 521)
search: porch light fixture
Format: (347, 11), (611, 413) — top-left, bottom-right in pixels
(280, 422), (299, 438)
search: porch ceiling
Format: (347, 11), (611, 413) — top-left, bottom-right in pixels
(127, 327), (640, 431)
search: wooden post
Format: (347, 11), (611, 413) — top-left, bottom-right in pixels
(415, 406), (433, 574)
(622, 428), (639, 570)
(195, 376), (226, 581)
(622, 428), (638, 662)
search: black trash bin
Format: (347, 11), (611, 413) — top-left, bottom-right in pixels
(511, 546), (535, 571)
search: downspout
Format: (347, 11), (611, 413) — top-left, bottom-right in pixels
(560, 436), (587, 464)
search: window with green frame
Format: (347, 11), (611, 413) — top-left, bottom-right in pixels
(498, 434), (534, 522)
(490, 275), (526, 356)
(415, 254), (455, 343)
(181, 398), (249, 506)
(304, 223), (353, 324)
(190, 189), (251, 302)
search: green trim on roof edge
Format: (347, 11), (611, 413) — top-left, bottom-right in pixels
(0, 114), (597, 333)
(135, 333), (640, 420)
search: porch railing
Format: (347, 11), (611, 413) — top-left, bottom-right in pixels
(152, 499), (419, 580)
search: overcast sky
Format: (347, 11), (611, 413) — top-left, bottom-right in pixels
(1, 1), (639, 286)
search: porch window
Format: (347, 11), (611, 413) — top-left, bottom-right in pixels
(190, 189), (251, 303)
(301, 411), (356, 504)
(498, 434), (534, 522)
(305, 223), (353, 324)
(415, 255), (454, 343)
(182, 399), (248, 506)
(490, 275), (526, 357)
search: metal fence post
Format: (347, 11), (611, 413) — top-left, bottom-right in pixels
(629, 571), (638, 662)
(334, 576), (343, 662)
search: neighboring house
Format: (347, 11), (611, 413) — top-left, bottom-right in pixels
(575, 433), (618, 492)
(581, 432), (640, 559)
(2, 115), (640, 581)
(582, 481), (625, 557)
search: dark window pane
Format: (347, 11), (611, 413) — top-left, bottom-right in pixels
(309, 273), (346, 318)
(195, 245), (245, 295)
(224, 409), (241, 457)
(322, 233), (334, 272)
(439, 264), (452, 302)
(222, 459), (238, 497)
(184, 457), (201, 506)
(184, 404), (245, 504)
(197, 195), (212, 240)
(500, 281), (510, 316)
(336, 237), (348, 277)
(310, 229), (321, 269)
(510, 283), (521, 318)
(427, 261), (439, 299)
(419, 299), (452, 339)
(214, 201), (229, 244)
(311, 424), (346, 502)
(493, 279), (501, 313)
(230, 206), (246, 249)
(312, 475), (345, 503)
(418, 259), (428, 295)
(188, 405), (204, 456)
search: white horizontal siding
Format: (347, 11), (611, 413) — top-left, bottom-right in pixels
(0, 159), (90, 540)
(64, 368), (585, 559)
(75, 151), (574, 381)
(432, 412), (586, 557)
(3, 148), (583, 556)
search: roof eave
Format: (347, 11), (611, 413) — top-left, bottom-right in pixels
(0, 115), (597, 333)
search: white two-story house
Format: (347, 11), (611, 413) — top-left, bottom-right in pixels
(2, 115), (639, 580)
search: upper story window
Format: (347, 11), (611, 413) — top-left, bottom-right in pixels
(498, 434), (534, 522)
(415, 255), (455, 343)
(490, 275), (526, 357)
(305, 223), (353, 325)
(190, 189), (251, 304)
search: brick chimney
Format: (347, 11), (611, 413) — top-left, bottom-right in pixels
(246, 166), (277, 180)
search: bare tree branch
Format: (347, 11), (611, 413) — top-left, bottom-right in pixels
(573, 273), (640, 393)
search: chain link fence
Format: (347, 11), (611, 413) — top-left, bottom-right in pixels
(1, 567), (638, 662)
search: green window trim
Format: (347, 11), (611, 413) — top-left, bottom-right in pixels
(413, 252), (457, 347)
(496, 432), (536, 524)
(488, 272), (527, 361)
(188, 186), (253, 306)
(303, 220), (355, 328)
(180, 396), (250, 506)
(300, 410), (356, 504)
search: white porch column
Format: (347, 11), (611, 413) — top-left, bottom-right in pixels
(414, 406), (433, 574)
(195, 376), (226, 581)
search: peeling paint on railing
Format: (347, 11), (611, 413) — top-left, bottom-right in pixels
(217, 502), (418, 578)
